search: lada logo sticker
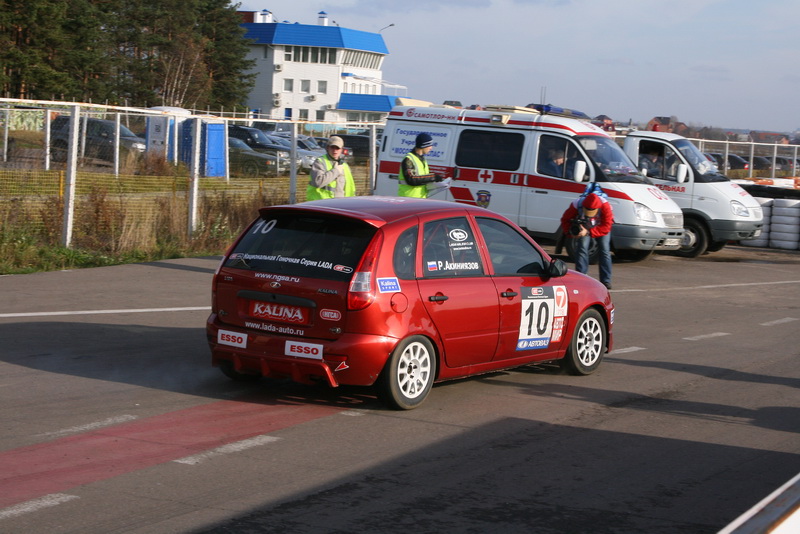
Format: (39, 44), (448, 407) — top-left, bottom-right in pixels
(270, 281), (281, 288)
(476, 189), (491, 208)
(449, 228), (469, 242)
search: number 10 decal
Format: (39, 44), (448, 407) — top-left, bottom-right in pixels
(516, 286), (568, 351)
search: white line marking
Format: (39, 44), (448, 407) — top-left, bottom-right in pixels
(37, 415), (138, 438)
(760, 317), (799, 326)
(683, 332), (730, 341)
(340, 409), (366, 416)
(0, 306), (210, 318)
(174, 435), (281, 465)
(611, 346), (646, 354)
(0, 494), (79, 520)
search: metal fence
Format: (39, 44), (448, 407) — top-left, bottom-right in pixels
(0, 98), (381, 254)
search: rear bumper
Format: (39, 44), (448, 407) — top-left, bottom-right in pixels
(611, 224), (684, 251)
(207, 315), (398, 387)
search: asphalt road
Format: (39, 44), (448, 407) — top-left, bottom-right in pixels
(0, 245), (798, 533)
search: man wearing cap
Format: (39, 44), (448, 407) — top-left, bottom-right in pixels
(398, 132), (444, 198)
(307, 135), (355, 200)
(560, 192), (614, 289)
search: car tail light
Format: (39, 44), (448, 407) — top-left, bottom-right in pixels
(347, 232), (384, 310)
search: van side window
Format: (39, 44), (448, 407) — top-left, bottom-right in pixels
(538, 135), (585, 180)
(422, 217), (484, 278)
(455, 130), (524, 171)
(476, 217), (546, 276)
(393, 226), (418, 280)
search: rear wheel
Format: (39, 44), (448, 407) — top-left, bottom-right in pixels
(242, 160), (260, 178)
(378, 336), (436, 410)
(674, 218), (708, 258)
(560, 309), (605, 375)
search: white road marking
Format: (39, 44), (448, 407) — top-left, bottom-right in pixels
(37, 415), (138, 438)
(683, 332), (730, 341)
(0, 306), (210, 318)
(0, 494), (79, 520)
(760, 317), (799, 326)
(611, 346), (646, 354)
(173, 435), (281, 465)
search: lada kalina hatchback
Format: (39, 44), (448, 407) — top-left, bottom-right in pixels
(207, 197), (614, 409)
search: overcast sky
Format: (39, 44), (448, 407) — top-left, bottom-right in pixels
(238, 0), (799, 133)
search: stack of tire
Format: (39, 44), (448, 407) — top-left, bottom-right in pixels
(768, 199), (800, 250)
(741, 197), (772, 248)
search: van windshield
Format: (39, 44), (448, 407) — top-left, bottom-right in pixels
(672, 138), (728, 182)
(578, 136), (647, 184)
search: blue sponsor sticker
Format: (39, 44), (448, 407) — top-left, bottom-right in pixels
(377, 277), (401, 293)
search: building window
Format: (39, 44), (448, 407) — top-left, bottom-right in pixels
(283, 79), (294, 92)
(284, 46), (292, 62)
(284, 46), (340, 64)
(318, 80), (327, 94)
(316, 110), (326, 121)
(299, 109), (309, 120)
(300, 79), (310, 93)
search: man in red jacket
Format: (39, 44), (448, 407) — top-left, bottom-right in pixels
(561, 192), (614, 289)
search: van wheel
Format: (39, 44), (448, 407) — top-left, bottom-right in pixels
(613, 249), (654, 262)
(564, 236), (599, 265)
(705, 240), (727, 253)
(675, 219), (708, 258)
(560, 309), (605, 375)
(378, 336), (436, 410)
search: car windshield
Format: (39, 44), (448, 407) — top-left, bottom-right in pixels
(673, 139), (727, 182)
(578, 136), (647, 183)
(250, 129), (274, 144)
(225, 211), (377, 282)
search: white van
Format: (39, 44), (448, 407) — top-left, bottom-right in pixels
(375, 104), (684, 261)
(622, 131), (764, 257)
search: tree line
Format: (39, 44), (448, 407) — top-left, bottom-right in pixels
(0, 0), (255, 110)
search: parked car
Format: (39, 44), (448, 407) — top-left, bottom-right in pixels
(749, 156), (772, 171)
(227, 137), (282, 177)
(725, 154), (749, 171)
(206, 196), (614, 410)
(228, 125), (302, 170)
(50, 116), (146, 163)
(774, 156), (795, 173)
(335, 134), (376, 164)
(263, 134), (318, 171)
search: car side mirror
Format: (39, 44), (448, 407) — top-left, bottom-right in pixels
(572, 161), (587, 183)
(547, 258), (568, 278)
(676, 164), (688, 183)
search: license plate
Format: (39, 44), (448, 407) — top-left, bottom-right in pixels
(248, 300), (309, 325)
(664, 238), (681, 247)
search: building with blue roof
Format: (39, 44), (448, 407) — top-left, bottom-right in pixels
(239, 10), (407, 122)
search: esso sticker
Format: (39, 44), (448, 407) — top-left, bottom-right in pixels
(285, 341), (323, 360)
(218, 329), (247, 348)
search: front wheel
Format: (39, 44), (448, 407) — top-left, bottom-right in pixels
(561, 309), (606, 375)
(674, 218), (709, 258)
(378, 336), (436, 410)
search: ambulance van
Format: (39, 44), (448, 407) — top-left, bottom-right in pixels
(622, 130), (764, 257)
(375, 104), (684, 261)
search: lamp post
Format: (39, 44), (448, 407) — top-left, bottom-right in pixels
(379, 23), (395, 32)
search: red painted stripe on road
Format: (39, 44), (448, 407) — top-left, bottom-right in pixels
(0, 399), (342, 509)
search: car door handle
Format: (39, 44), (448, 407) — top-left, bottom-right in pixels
(501, 291), (518, 298)
(428, 295), (449, 302)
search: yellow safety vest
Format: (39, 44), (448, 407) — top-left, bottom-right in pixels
(398, 152), (430, 198)
(306, 155), (355, 200)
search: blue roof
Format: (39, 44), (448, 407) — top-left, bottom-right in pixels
(338, 94), (397, 112)
(243, 23), (388, 54)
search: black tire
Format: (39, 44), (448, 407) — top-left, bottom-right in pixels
(674, 218), (709, 258)
(219, 360), (261, 382)
(378, 336), (436, 410)
(242, 160), (260, 178)
(613, 249), (654, 262)
(560, 309), (606, 375)
(705, 240), (727, 253)
(564, 236), (599, 265)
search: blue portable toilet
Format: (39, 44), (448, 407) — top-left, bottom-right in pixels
(179, 118), (226, 177)
(146, 107), (191, 162)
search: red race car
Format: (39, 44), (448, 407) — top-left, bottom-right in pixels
(207, 196), (614, 409)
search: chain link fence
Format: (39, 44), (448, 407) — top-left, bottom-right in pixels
(0, 98), (380, 261)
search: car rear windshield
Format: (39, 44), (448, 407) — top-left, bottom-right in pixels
(225, 212), (378, 281)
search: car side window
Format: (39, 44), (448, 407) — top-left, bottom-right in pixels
(476, 217), (546, 276)
(393, 226), (418, 280)
(422, 217), (484, 278)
